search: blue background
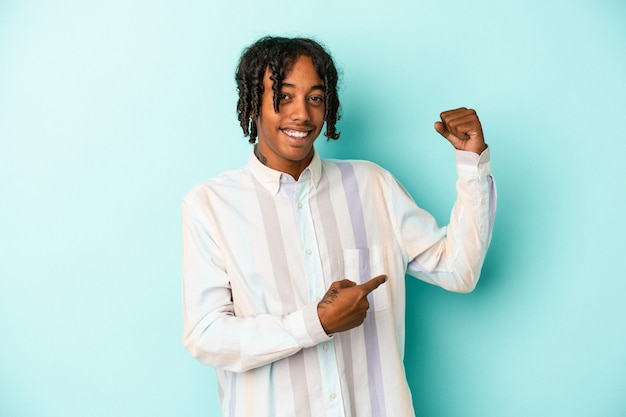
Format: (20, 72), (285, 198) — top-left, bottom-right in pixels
(1, 0), (625, 416)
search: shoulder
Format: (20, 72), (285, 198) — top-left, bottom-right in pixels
(183, 165), (251, 206)
(322, 158), (394, 183)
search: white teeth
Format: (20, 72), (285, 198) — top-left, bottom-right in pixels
(283, 129), (308, 138)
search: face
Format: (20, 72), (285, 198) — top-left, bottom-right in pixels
(255, 55), (325, 179)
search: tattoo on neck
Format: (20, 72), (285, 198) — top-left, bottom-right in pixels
(318, 287), (339, 308)
(254, 145), (267, 165)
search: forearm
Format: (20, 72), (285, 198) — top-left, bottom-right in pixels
(183, 298), (329, 372)
(407, 148), (496, 292)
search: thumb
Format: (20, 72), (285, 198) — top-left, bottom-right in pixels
(434, 121), (450, 139)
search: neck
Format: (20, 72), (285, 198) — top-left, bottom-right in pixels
(254, 145), (268, 166)
(254, 144), (313, 179)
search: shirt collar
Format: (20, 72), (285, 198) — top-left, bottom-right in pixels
(247, 148), (323, 195)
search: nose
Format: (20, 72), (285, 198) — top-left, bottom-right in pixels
(289, 97), (310, 122)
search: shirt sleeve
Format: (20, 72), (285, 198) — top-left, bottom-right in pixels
(181, 197), (331, 373)
(394, 147), (496, 292)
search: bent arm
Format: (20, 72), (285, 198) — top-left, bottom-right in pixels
(182, 200), (330, 373)
(397, 148), (496, 292)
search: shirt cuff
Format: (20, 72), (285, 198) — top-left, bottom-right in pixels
(454, 146), (492, 179)
(285, 301), (332, 348)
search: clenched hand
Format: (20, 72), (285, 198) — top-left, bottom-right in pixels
(434, 107), (487, 155)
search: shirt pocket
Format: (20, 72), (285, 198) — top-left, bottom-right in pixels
(342, 247), (390, 312)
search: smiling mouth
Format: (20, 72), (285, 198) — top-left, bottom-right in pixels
(282, 128), (312, 139)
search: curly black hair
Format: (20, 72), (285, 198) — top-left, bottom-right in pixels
(235, 36), (341, 144)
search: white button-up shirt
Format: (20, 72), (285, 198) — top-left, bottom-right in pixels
(182, 148), (496, 417)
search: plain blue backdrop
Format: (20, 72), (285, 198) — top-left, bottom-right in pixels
(1, 0), (625, 416)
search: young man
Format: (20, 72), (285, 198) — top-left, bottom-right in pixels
(182, 36), (496, 417)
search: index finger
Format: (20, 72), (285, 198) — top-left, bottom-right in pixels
(359, 275), (388, 294)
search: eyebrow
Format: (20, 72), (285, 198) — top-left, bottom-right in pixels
(282, 83), (325, 91)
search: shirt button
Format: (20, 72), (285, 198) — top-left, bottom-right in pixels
(297, 202), (303, 209)
(305, 249), (312, 256)
(330, 393), (337, 400)
(323, 343), (329, 351)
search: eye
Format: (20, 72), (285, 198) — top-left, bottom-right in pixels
(309, 95), (325, 106)
(279, 93), (290, 101)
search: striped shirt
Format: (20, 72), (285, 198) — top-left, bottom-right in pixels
(182, 148), (496, 417)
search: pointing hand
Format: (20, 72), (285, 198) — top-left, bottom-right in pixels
(317, 275), (387, 334)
